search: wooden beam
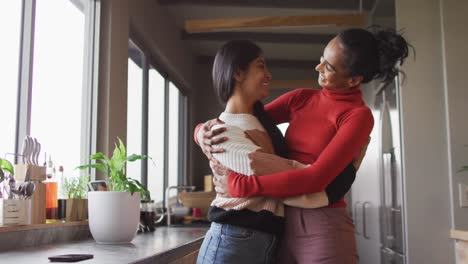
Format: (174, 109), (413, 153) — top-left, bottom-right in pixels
(196, 56), (318, 69)
(159, 0), (374, 10)
(270, 80), (319, 89)
(181, 31), (334, 45)
(185, 14), (367, 33)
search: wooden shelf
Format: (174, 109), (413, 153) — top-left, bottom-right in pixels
(0, 220), (88, 233)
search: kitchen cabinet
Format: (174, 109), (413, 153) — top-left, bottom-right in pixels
(169, 250), (199, 264)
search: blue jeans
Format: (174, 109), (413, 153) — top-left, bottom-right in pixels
(196, 222), (278, 264)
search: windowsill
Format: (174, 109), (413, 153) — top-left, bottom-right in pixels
(0, 220), (88, 233)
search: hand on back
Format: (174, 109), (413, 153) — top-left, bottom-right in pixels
(197, 118), (228, 160)
(244, 129), (275, 154)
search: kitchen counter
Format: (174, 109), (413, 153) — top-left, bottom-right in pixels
(451, 229), (468, 241)
(451, 229), (468, 264)
(0, 226), (209, 264)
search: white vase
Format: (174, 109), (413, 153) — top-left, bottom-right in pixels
(88, 191), (140, 244)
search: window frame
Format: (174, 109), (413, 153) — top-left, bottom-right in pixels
(127, 33), (189, 205)
(13, 0), (100, 180)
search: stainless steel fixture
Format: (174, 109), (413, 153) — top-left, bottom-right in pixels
(351, 76), (406, 264)
(165, 185), (195, 226)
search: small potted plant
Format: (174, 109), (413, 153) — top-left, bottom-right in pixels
(63, 174), (89, 221)
(77, 138), (150, 244)
(0, 158), (14, 200)
(0, 158), (14, 184)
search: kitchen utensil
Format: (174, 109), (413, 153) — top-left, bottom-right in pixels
(23, 182), (35, 199)
(32, 137), (39, 165)
(14, 181), (35, 200)
(21, 137), (30, 164)
(8, 173), (16, 199)
(27, 136), (35, 165)
(30, 138), (37, 165)
(24, 166), (31, 182)
(26, 136), (34, 165)
(34, 139), (41, 166)
(17, 184), (25, 199)
(9, 189), (22, 199)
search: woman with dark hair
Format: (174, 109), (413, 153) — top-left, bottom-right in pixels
(195, 40), (363, 264)
(196, 28), (411, 263)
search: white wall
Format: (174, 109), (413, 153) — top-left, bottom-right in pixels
(97, 0), (130, 159)
(440, 0), (468, 231)
(396, 0), (454, 263)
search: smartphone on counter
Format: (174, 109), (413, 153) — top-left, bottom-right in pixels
(48, 254), (93, 262)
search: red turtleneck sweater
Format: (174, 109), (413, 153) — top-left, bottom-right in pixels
(228, 87), (374, 207)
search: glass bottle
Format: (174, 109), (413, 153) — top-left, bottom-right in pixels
(57, 166), (67, 221)
(45, 156), (58, 220)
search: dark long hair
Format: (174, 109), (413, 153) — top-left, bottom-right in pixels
(212, 40), (262, 105)
(254, 102), (289, 158)
(212, 40), (289, 157)
(337, 27), (413, 84)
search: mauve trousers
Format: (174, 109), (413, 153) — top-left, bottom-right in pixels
(277, 206), (358, 264)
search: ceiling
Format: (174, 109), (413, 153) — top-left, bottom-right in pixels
(158, 0), (396, 86)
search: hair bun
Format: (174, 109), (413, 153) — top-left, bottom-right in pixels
(373, 28), (411, 83)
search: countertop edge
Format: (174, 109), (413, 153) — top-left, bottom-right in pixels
(131, 237), (204, 264)
(450, 229), (468, 241)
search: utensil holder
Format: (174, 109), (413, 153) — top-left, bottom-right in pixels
(14, 164), (46, 182)
(30, 182), (46, 224)
(0, 199), (31, 225)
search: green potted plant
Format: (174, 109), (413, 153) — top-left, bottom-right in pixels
(77, 138), (151, 244)
(63, 174), (89, 221)
(0, 158), (14, 184)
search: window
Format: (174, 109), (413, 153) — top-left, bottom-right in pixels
(126, 39), (188, 204)
(126, 43), (144, 183)
(168, 82), (181, 188)
(29, 0), (87, 176)
(1, 0), (97, 179)
(0, 1), (22, 156)
(147, 68), (165, 203)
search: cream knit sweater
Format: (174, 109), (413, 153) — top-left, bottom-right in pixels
(211, 112), (329, 213)
(211, 112), (282, 215)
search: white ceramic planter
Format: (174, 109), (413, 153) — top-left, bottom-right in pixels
(88, 191), (140, 244)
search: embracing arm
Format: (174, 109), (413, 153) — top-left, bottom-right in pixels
(228, 108), (374, 199)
